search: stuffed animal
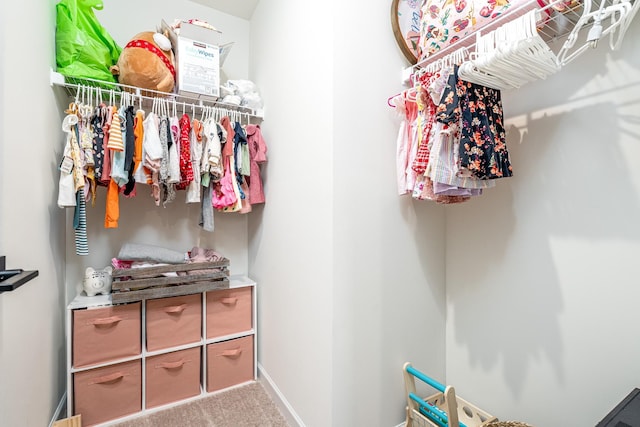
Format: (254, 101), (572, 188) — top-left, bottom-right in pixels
(82, 266), (113, 297)
(110, 31), (175, 93)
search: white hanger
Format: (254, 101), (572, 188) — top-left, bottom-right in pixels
(474, 25), (531, 88)
(482, 10), (559, 85)
(501, 10), (560, 77)
(610, 0), (639, 50)
(557, 0), (633, 65)
(459, 32), (519, 89)
(493, 17), (535, 77)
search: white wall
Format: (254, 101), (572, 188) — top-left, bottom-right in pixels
(66, 1), (255, 296)
(96, 0), (251, 80)
(331, 1), (447, 426)
(0, 0), (67, 425)
(445, 27), (640, 427)
(250, 2), (447, 426)
(248, 1), (336, 426)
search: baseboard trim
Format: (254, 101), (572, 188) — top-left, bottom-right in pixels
(258, 363), (305, 427)
(48, 392), (67, 427)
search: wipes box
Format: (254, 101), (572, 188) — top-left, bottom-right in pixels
(162, 20), (222, 100)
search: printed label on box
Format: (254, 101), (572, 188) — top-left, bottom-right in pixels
(177, 37), (220, 97)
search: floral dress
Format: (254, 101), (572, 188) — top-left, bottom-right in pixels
(436, 65), (512, 180)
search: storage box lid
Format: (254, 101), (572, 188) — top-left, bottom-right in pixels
(161, 19), (222, 47)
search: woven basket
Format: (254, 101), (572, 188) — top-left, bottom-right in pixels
(485, 422), (534, 427)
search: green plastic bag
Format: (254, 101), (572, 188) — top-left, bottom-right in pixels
(55, 0), (122, 83)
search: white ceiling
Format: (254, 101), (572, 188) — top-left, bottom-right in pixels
(191, 0), (260, 20)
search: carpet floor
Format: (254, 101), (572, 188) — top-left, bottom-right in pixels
(112, 382), (290, 427)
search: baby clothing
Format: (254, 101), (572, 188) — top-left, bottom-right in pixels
(245, 124), (268, 204)
(186, 119), (203, 203)
(437, 65), (513, 180)
(107, 107), (124, 151)
(176, 113), (194, 190)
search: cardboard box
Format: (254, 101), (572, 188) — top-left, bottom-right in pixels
(162, 20), (222, 100)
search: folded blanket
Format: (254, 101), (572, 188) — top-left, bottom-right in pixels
(117, 243), (187, 264)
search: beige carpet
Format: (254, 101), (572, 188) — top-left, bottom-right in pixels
(112, 382), (290, 427)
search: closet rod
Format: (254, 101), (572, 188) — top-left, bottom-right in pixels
(49, 69), (264, 119)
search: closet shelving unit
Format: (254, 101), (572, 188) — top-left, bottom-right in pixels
(50, 68), (265, 425)
(49, 69), (264, 121)
(402, 0), (637, 81)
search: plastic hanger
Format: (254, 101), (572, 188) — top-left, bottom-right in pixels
(471, 26), (532, 88)
(459, 32), (519, 89)
(483, 10), (559, 84)
(494, 23), (542, 82)
(610, 0), (639, 50)
(501, 10), (560, 77)
(557, 0), (633, 65)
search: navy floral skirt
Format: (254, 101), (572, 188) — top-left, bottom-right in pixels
(435, 65), (512, 180)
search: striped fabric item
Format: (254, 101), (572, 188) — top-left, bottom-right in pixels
(74, 191), (89, 256)
(428, 122), (495, 190)
(107, 108), (125, 151)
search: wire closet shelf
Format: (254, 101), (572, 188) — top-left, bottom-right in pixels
(49, 69), (263, 122)
(406, 0), (638, 75)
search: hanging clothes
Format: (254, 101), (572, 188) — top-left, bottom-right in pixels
(245, 124), (268, 205)
(202, 117), (223, 182)
(104, 178), (120, 228)
(168, 115), (181, 185)
(99, 107), (114, 185)
(412, 72), (436, 176)
(186, 118), (203, 203)
(141, 112), (162, 206)
(392, 89), (419, 195)
(74, 190), (89, 255)
(122, 105), (137, 196)
(132, 109), (145, 184)
(176, 113), (194, 190)
(110, 108), (129, 188)
(390, 57), (513, 204)
(437, 65), (513, 180)
(232, 121), (247, 202)
(56, 90), (269, 238)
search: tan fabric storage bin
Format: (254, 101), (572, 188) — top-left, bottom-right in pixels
(207, 335), (254, 392)
(146, 346), (202, 409)
(73, 359), (142, 426)
(206, 287), (252, 339)
(146, 294), (202, 352)
(73, 302), (141, 368)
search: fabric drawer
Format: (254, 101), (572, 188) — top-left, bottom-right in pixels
(146, 347), (202, 409)
(206, 335), (254, 392)
(73, 302), (141, 368)
(73, 359), (142, 426)
(206, 287), (252, 339)
(146, 294), (202, 352)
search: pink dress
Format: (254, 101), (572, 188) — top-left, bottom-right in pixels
(245, 124), (268, 204)
(393, 91), (419, 195)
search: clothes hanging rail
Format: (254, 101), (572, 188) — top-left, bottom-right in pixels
(403, 0), (636, 81)
(49, 69), (264, 120)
